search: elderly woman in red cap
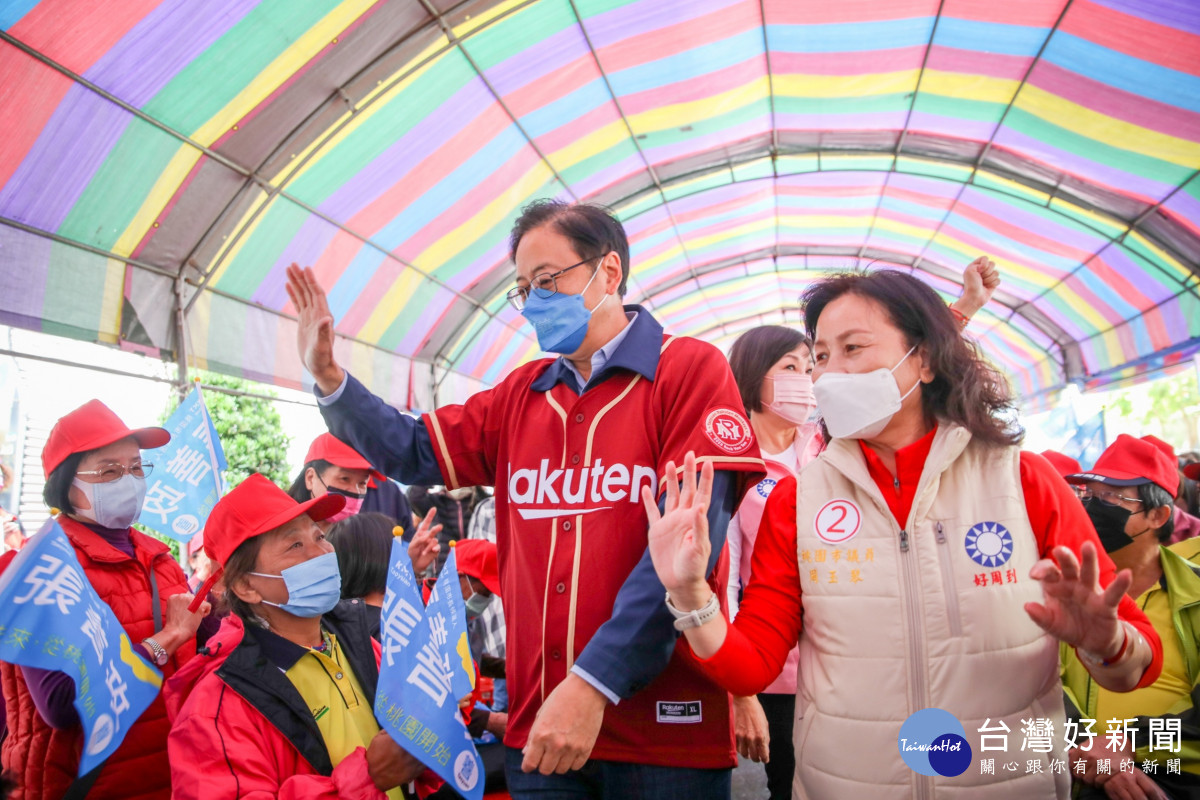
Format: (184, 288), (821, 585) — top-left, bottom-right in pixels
(0, 399), (211, 800)
(167, 473), (422, 800)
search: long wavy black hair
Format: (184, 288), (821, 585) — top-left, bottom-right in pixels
(802, 270), (1023, 448)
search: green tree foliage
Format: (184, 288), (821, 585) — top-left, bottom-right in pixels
(162, 372), (292, 489)
(143, 372), (292, 560)
(1142, 372), (1200, 452)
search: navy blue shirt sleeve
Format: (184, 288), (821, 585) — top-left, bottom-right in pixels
(361, 478), (416, 531)
(572, 470), (737, 700)
(318, 372), (444, 487)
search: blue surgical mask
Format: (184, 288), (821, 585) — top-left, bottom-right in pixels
(251, 551), (342, 618)
(521, 268), (609, 355)
(464, 583), (494, 618)
(72, 474), (147, 529)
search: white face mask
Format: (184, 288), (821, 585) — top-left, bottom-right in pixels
(813, 346), (921, 440)
(71, 473), (147, 529)
(763, 373), (817, 426)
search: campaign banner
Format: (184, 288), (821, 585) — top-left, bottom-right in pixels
(425, 547), (477, 702)
(0, 521), (162, 775)
(375, 539), (484, 800)
(138, 385), (226, 541)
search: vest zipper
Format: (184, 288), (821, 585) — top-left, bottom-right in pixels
(935, 522), (963, 637)
(898, 527), (932, 800)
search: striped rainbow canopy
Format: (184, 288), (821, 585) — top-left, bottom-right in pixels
(1, 0), (1198, 409)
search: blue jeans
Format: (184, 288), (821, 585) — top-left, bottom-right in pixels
(504, 747), (732, 800)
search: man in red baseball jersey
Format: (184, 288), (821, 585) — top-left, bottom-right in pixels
(285, 200), (765, 798)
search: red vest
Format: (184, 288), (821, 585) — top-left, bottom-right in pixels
(0, 517), (194, 800)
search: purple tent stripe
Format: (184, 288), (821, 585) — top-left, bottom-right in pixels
(905, 113), (999, 142)
(775, 110), (912, 132)
(0, 86), (134, 232)
(952, 186), (1120, 253)
(991, 125), (1173, 201)
(317, 76), (494, 220)
(84, 0), (259, 108)
(1097, 248), (1178, 301)
(571, 151), (645, 200)
(397, 285), (456, 353)
(584, 0), (745, 50)
(482, 23), (589, 97)
(253, 213), (341, 308)
(1164, 185), (1200, 233)
(1092, 0), (1200, 37)
(0, 226), (51, 320)
(641, 116), (771, 167)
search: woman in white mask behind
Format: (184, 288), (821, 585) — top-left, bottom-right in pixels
(724, 325), (822, 795)
(653, 270), (1165, 800)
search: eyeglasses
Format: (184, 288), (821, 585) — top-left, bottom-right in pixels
(505, 255), (604, 311)
(76, 462), (153, 483)
(1079, 487), (1142, 507)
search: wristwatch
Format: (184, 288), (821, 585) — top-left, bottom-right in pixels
(664, 591), (721, 631)
(142, 637), (169, 667)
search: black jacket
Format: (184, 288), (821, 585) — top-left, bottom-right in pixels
(213, 599), (379, 776)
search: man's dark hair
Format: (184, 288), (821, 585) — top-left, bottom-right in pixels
(802, 269), (1022, 448)
(509, 199), (631, 295)
(286, 459), (332, 504)
(728, 326), (811, 415)
(1138, 482), (1176, 543)
(43, 451), (87, 514)
(327, 512), (394, 599)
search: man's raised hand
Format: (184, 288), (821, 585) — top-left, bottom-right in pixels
(284, 263), (344, 395)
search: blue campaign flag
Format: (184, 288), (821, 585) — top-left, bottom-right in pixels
(138, 385), (227, 541)
(0, 521), (162, 775)
(427, 547), (477, 702)
(375, 539), (484, 800)
(1061, 411), (1107, 470)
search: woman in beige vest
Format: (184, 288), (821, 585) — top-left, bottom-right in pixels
(644, 270), (1163, 800)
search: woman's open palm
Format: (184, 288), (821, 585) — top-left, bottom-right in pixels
(642, 451), (714, 596)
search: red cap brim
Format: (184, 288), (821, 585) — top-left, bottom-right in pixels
(1066, 470), (1150, 487)
(261, 492), (346, 533)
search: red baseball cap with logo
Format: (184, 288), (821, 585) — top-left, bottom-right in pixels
(1067, 433), (1180, 497)
(1039, 450), (1081, 478)
(189, 473), (345, 611)
(43, 399), (170, 479)
(453, 539), (501, 596)
(304, 433), (385, 483)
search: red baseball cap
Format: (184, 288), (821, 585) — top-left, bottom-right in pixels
(1067, 433), (1180, 497)
(453, 539), (500, 596)
(304, 433), (384, 483)
(203, 473), (345, 567)
(187, 530), (205, 557)
(1141, 435), (1176, 462)
(1039, 450), (1081, 478)
(1184, 462), (1200, 482)
(42, 400), (170, 479)
(189, 473), (345, 611)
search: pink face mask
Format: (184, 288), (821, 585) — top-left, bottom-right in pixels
(324, 494), (364, 524)
(764, 373), (817, 426)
